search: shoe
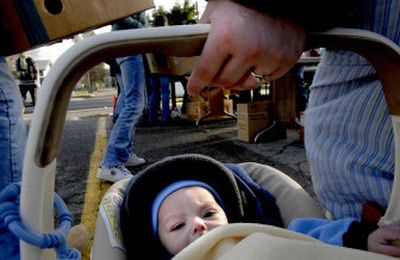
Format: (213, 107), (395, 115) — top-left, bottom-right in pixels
(125, 153), (146, 167)
(97, 164), (132, 183)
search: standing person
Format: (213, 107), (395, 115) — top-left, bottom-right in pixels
(187, 0), (399, 221)
(0, 55), (27, 258)
(148, 14), (171, 125)
(16, 55), (39, 106)
(97, 12), (147, 183)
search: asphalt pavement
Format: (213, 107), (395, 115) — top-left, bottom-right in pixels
(134, 119), (313, 194)
(52, 88), (315, 222)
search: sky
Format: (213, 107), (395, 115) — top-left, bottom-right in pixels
(29, 0), (206, 63)
(153, 0), (206, 16)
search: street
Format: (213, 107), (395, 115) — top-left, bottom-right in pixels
(23, 87), (314, 257)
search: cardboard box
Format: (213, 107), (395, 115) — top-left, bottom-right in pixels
(237, 112), (271, 143)
(0, 0), (154, 55)
(272, 74), (296, 127)
(146, 54), (198, 76)
(237, 100), (271, 114)
(236, 100), (273, 143)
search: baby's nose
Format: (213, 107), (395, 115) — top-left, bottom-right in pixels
(192, 218), (207, 235)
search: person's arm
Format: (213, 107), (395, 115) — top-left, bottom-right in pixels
(231, 0), (362, 31)
(289, 218), (400, 257)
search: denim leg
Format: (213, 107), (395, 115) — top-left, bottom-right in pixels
(0, 57), (27, 191)
(113, 71), (124, 119)
(160, 76), (170, 122)
(101, 55), (146, 168)
(148, 76), (161, 123)
(0, 56), (26, 260)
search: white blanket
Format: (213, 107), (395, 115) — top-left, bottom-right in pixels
(174, 223), (396, 260)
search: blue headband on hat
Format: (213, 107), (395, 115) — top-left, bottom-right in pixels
(151, 180), (225, 238)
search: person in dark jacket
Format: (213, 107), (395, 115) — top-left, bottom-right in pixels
(16, 55), (39, 106)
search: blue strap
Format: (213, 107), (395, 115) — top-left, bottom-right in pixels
(0, 182), (80, 260)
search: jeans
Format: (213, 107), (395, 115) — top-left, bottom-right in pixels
(113, 71), (123, 120)
(0, 56), (27, 259)
(148, 75), (170, 123)
(101, 55), (146, 168)
(0, 57), (26, 191)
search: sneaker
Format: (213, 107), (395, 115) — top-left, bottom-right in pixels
(125, 153), (146, 167)
(97, 164), (133, 183)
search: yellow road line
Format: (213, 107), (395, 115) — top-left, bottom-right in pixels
(80, 116), (111, 259)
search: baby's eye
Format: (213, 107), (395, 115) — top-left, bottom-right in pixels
(171, 222), (185, 232)
(203, 209), (217, 218)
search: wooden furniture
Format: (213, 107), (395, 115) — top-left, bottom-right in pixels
(194, 87), (236, 126)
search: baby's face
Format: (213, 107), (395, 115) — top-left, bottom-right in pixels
(157, 186), (228, 255)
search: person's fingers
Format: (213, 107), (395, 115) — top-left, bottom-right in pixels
(227, 65), (283, 90)
(187, 29), (229, 96)
(265, 66), (287, 82)
(210, 56), (253, 88)
(392, 239), (400, 248)
(382, 229), (400, 241)
(369, 221), (400, 256)
(373, 244), (400, 257)
(186, 0), (220, 96)
(226, 70), (259, 90)
(390, 219), (400, 226)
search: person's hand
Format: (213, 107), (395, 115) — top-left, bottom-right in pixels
(187, 0), (306, 96)
(368, 220), (400, 256)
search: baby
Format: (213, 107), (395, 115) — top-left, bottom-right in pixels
(154, 181), (228, 255)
